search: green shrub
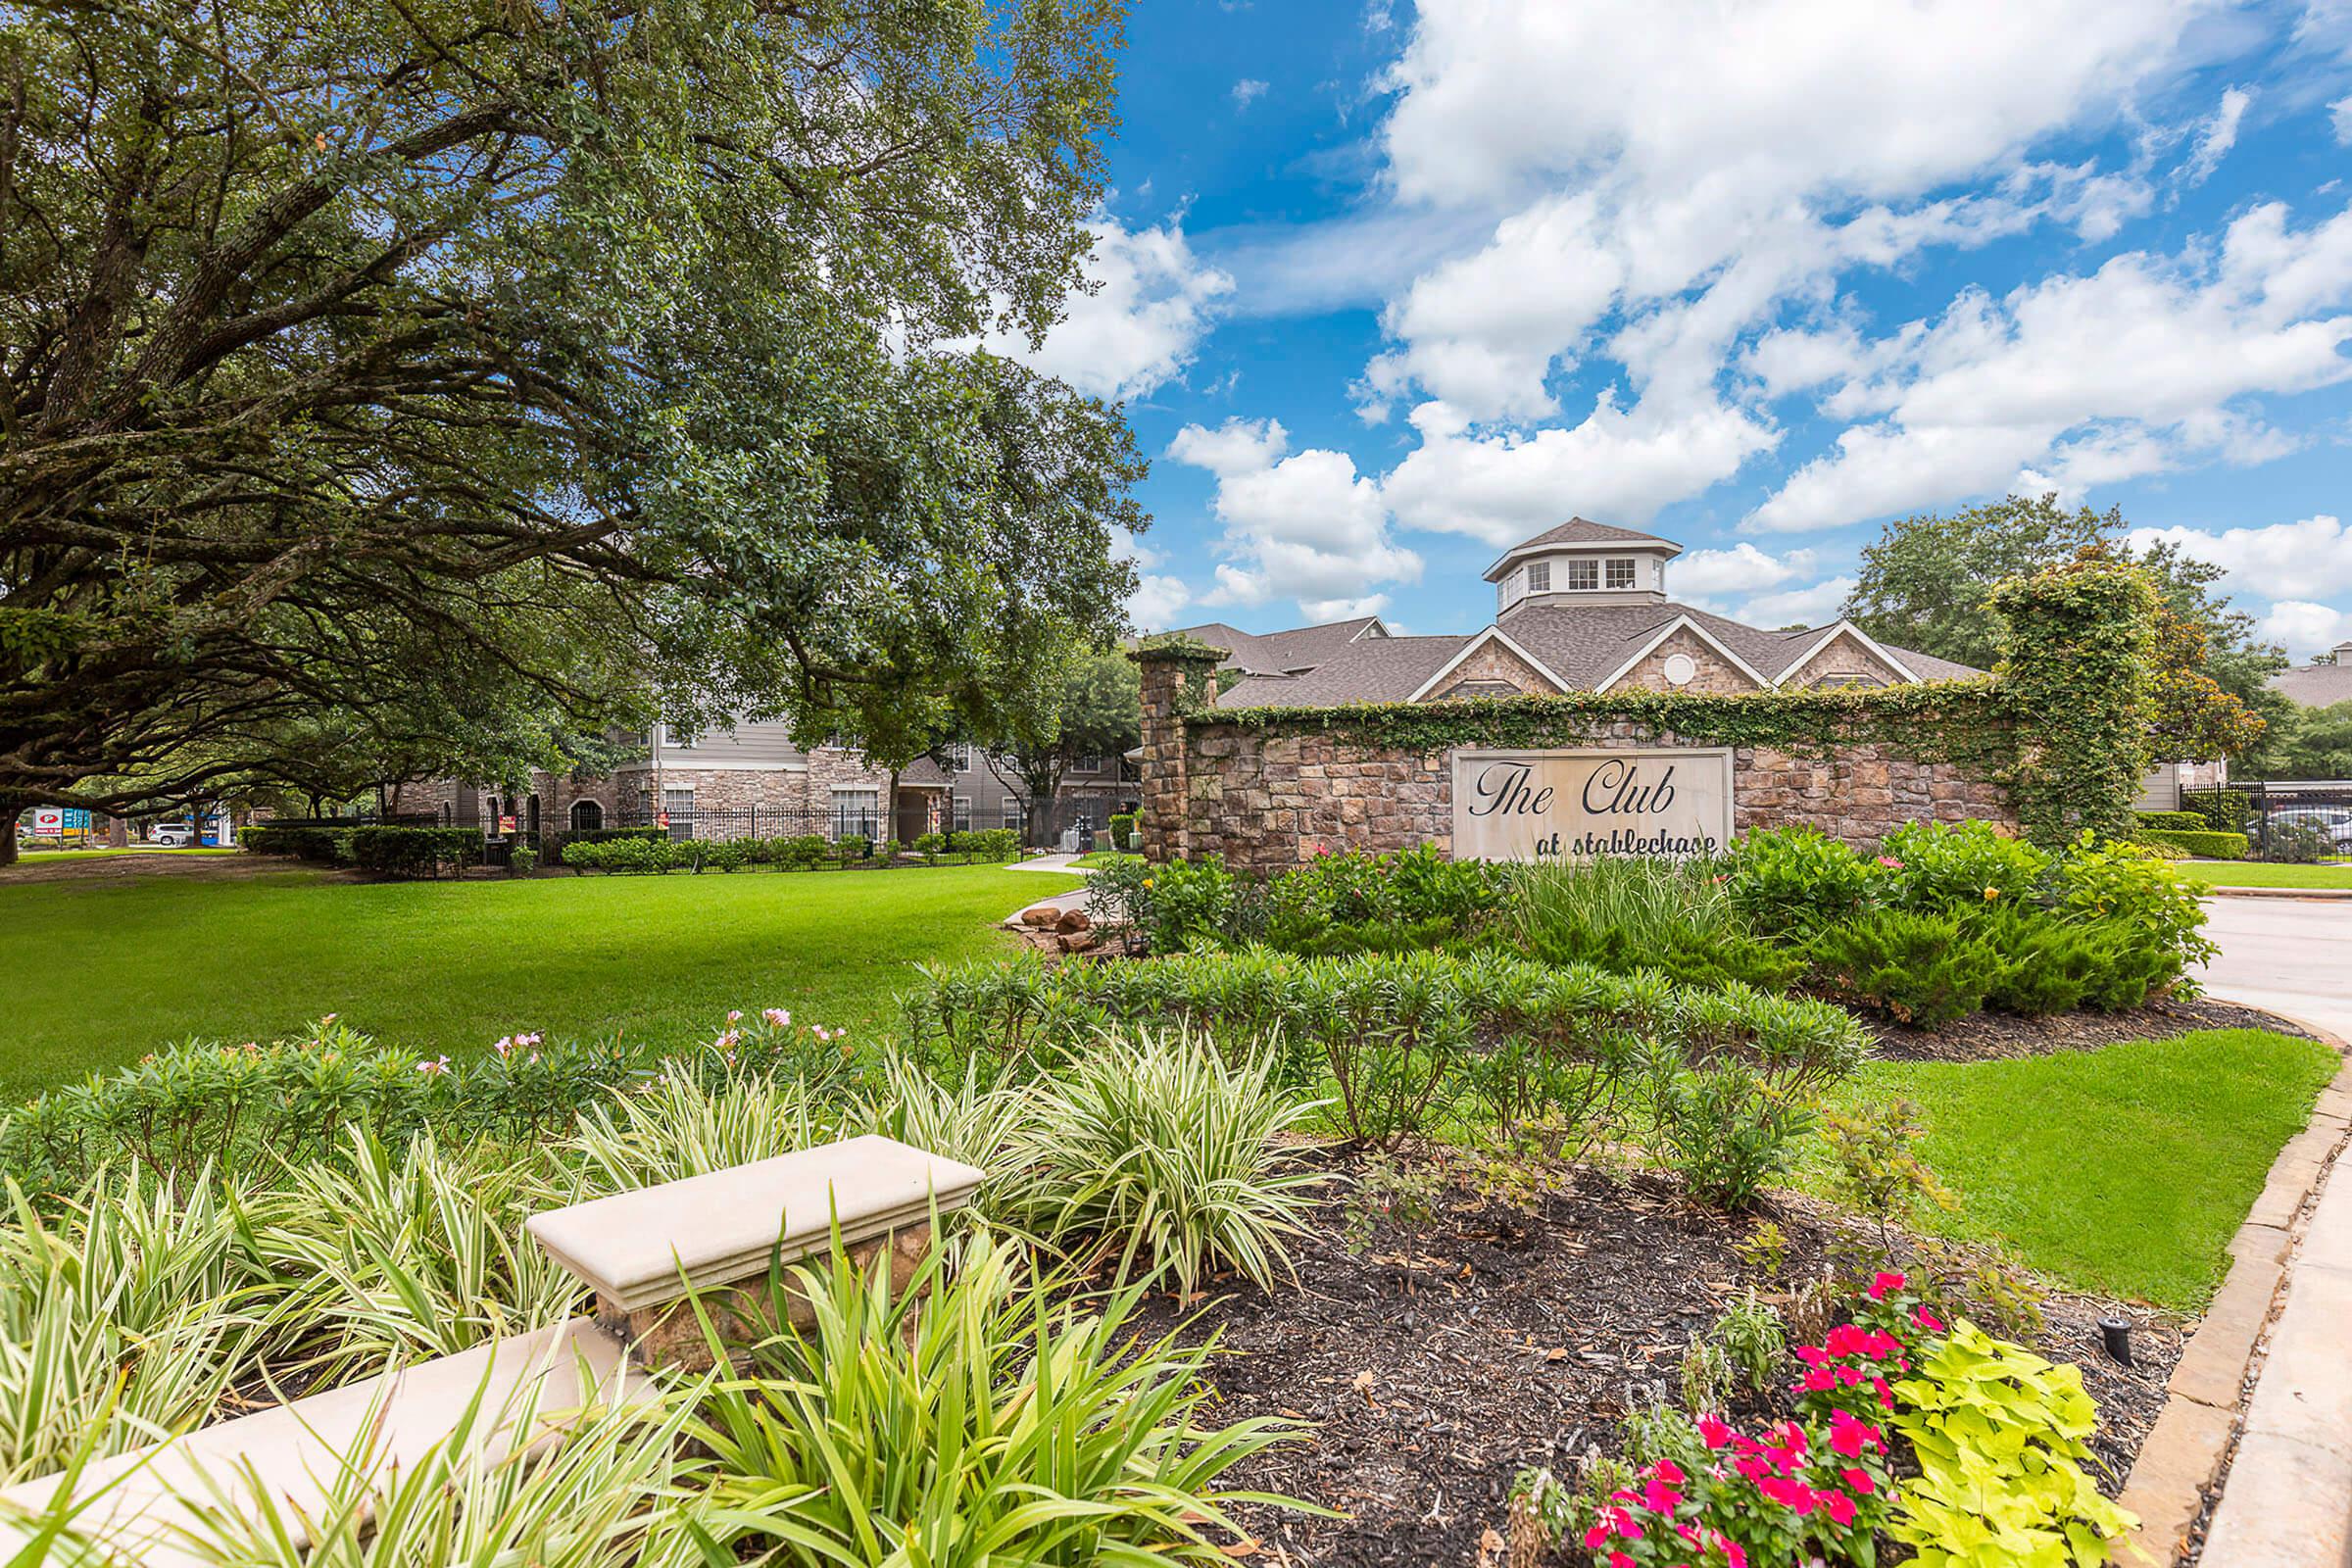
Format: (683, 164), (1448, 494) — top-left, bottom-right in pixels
(2133, 808), (2205, 831)
(1878, 818), (2052, 910)
(1109, 811), (1139, 851)
(1147, 854), (1250, 952)
(1724, 826), (1877, 936)
(1504, 855), (1804, 991)
(1965, 906), (2103, 1015)
(237, 823), (354, 863)
(836, 833), (872, 863)
(1645, 1054), (1814, 1210)
(508, 843), (538, 874)
(1006, 1028), (1324, 1295)
(1888, 1319), (2137, 1567)
(563, 835), (677, 873)
(543, 825), (662, 865)
(2135, 826), (2248, 860)
(681, 1231), (1304, 1566)
(346, 825), (483, 878)
(912, 830), (947, 862)
(772, 833), (832, 869)
(1264, 842), (1501, 953)
(2048, 832), (2216, 1001)
(1807, 910), (2004, 1027)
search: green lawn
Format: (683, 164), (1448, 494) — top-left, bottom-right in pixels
(18, 846), (243, 862)
(1826, 1030), (2340, 1310)
(0, 862), (1078, 1100)
(2174, 859), (2352, 890)
(1070, 850), (1137, 869)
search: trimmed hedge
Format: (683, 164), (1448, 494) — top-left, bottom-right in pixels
(1109, 812), (1139, 852)
(346, 826), (482, 879)
(2136, 826), (2249, 860)
(2133, 809), (2206, 832)
(238, 824), (355, 863)
(543, 825), (663, 866)
(2179, 789), (2253, 835)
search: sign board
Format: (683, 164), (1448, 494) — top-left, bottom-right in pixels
(1451, 748), (1734, 861)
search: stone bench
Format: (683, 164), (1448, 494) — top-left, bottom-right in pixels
(524, 1133), (988, 1366)
(0, 1317), (633, 1568)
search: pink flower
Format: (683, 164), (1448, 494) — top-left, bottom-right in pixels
(1642, 1477), (1683, 1512)
(1758, 1475), (1817, 1515)
(1876, 856), (1903, 868)
(1823, 1492), (1858, 1527)
(763, 1007), (790, 1028)
(492, 1036), (514, 1056)
(1915, 1305), (1945, 1333)
(1697, 1417), (1734, 1450)
(1609, 1553), (1635, 1568)
(416, 1055), (450, 1075)
(1841, 1467), (1876, 1495)
(1583, 1526), (1610, 1551)
(1829, 1409), (1876, 1457)
(1867, 1270), (1906, 1300)
(1651, 1459), (1686, 1485)
(516, 1031), (541, 1048)
(726, 1009), (743, 1024)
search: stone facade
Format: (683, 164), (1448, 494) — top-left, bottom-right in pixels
(1137, 649), (2017, 871)
(1783, 630), (1909, 688)
(1612, 624), (1765, 694)
(1433, 636), (1563, 698)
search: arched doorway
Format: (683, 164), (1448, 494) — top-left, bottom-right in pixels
(570, 799), (604, 831)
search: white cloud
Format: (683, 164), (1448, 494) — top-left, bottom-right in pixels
(2334, 95), (2352, 145)
(1232, 77), (1269, 111)
(1382, 395), (1779, 545)
(2126, 514), (2352, 601)
(2260, 600), (2352, 657)
(1740, 575), (1858, 628)
(2182, 86), (2250, 184)
(1377, 0), (2205, 211)
(1168, 418), (1422, 617)
(1110, 533), (1194, 631)
(978, 220), (1232, 401)
(1672, 543), (1821, 599)
(1748, 204), (2352, 532)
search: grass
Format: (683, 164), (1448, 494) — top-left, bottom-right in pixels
(1825, 1029), (2340, 1309)
(0, 861), (1078, 1100)
(2172, 859), (2352, 890)
(1071, 850), (1138, 868)
(17, 846), (243, 861)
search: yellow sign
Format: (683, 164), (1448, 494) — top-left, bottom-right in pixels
(1450, 748), (1734, 861)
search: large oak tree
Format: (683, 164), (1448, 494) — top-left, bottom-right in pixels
(0, 0), (1140, 858)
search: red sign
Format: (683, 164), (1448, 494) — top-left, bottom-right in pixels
(499, 815), (517, 834)
(656, 810), (669, 829)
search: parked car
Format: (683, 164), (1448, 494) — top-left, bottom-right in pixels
(2265, 806), (2352, 853)
(151, 822), (197, 847)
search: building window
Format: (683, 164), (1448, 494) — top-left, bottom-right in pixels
(953, 795), (971, 832)
(662, 787), (695, 840)
(570, 799), (604, 831)
(1565, 559), (1599, 591)
(1526, 562), (1550, 593)
(1004, 796), (1026, 834)
(1073, 754), (1103, 774)
(947, 743), (975, 773)
(1605, 558), (1637, 590)
(831, 788), (878, 842)
(662, 723), (696, 748)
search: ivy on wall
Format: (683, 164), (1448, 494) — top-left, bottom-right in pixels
(1138, 562), (2159, 849)
(1987, 557), (2158, 845)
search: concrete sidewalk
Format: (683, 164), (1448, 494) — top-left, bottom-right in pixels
(2178, 897), (2352, 1565)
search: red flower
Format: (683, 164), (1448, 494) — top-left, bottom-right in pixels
(1652, 1459), (1687, 1484)
(1842, 1467), (1876, 1494)
(1867, 1270), (1907, 1299)
(1697, 1416), (1734, 1450)
(1915, 1305), (1945, 1332)
(1823, 1492), (1858, 1527)
(1758, 1475), (1818, 1515)
(1583, 1525), (1610, 1550)
(1610, 1553), (1636, 1568)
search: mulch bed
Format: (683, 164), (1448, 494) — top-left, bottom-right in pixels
(1125, 1149), (2180, 1567)
(1865, 996), (2316, 1063)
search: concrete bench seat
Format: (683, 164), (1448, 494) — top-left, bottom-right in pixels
(525, 1134), (988, 1361)
(0, 1317), (631, 1568)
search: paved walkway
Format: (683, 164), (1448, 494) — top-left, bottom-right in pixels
(2186, 897), (2352, 1565)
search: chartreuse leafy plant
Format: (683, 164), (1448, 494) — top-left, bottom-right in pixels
(680, 1231), (1310, 1566)
(1888, 1321), (2135, 1567)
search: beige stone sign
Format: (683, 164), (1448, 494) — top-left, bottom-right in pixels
(1451, 748), (1734, 861)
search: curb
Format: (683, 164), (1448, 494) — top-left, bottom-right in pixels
(2112, 1013), (2352, 1566)
(2200, 885), (2352, 901)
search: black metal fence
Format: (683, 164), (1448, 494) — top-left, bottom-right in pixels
(610, 792), (1134, 850)
(2186, 782), (2352, 860)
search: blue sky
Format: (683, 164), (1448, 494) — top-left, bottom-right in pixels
(990, 0), (2352, 657)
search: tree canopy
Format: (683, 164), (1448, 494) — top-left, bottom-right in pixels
(980, 642), (1140, 843)
(1844, 495), (2282, 760)
(0, 0), (1140, 844)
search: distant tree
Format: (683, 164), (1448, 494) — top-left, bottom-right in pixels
(1846, 495), (2282, 759)
(2242, 701), (2352, 780)
(981, 645), (1142, 845)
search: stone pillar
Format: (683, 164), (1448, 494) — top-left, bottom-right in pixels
(1132, 640), (1228, 864)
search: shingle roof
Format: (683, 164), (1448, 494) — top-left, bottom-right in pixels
(1485, 517), (1682, 580)
(2272, 660), (2352, 709)
(1158, 615), (1386, 676)
(1216, 636), (1472, 708)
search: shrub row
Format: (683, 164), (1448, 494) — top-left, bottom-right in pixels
(243, 822), (484, 877)
(904, 946), (1867, 1183)
(2133, 825), (2249, 860)
(1086, 843), (1505, 957)
(910, 827), (1023, 862)
(561, 827), (1025, 874)
(1108, 811), (1139, 851)
(238, 823), (356, 862)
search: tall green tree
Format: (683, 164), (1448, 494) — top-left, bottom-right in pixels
(1845, 494), (2283, 759)
(979, 643), (1141, 845)
(0, 0), (1136, 861)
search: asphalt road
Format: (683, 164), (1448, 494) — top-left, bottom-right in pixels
(2195, 893), (2352, 1039)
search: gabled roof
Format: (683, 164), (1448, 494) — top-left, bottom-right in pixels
(1216, 636), (1472, 708)
(1485, 517), (1683, 581)
(1157, 615), (1389, 677)
(2272, 658), (2352, 710)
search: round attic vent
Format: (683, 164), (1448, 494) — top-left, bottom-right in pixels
(1662, 653), (1697, 687)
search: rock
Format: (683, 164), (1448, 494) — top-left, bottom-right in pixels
(1019, 906), (1057, 927)
(1055, 908), (1092, 934)
(1056, 931), (1098, 954)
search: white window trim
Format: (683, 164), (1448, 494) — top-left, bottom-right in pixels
(1774, 621), (1920, 686)
(1526, 561), (1551, 593)
(1405, 626), (1574, 702)
(1592, 615), (1776, 694)
(1604, 558), (1638, 589)
(1563, 558), (1599, 591)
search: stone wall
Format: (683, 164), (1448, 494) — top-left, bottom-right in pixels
(1136, 648), (2017, 871)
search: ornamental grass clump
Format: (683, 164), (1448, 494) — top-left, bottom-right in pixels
(679, 1230), (1310, 1566)
(1007, 1028), (1325, 1296)
(1500, 855), (1804, 992)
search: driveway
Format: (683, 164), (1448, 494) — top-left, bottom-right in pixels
(2195, 894), (2352, 1038)
(2188, 895), (2352, 1565)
